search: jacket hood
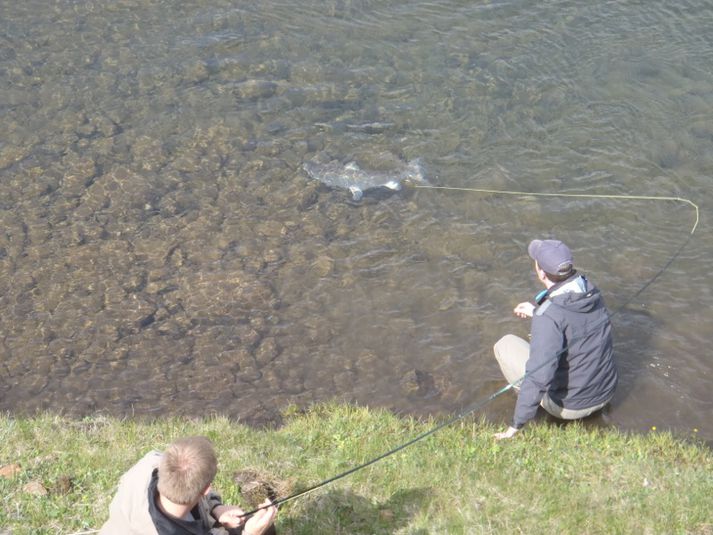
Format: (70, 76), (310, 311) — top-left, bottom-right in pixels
(550, 286), (603, 313)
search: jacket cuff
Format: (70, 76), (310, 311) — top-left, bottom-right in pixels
(206, 493), (223, 514)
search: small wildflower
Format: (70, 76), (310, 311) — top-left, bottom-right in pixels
(651, 426), (656, 431)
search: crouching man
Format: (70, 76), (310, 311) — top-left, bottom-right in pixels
(494, 239), (618, 440)
(100, 436), (277, 534)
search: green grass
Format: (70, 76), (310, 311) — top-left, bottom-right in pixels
(1, 404), (711, 534)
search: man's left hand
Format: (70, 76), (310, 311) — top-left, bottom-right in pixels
(213, 505), (247, 528)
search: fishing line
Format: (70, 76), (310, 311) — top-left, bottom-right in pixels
(237, 186), (699, 518)
(413, 184), (700, 234)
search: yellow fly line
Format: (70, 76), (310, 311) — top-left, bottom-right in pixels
(413, 184), (700, 235)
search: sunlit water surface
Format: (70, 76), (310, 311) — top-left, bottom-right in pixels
(1, 1), (712, 444)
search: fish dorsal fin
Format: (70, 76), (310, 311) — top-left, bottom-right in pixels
(348, 185), (363, 201)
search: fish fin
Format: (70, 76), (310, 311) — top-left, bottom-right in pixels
(384, 180), (401, 191)
(348, 186), (363, 201)
(302, 165), (314, 178)
(406, 159), (427, 183)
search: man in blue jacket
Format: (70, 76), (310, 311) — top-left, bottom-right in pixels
(493, 239), (618, 440)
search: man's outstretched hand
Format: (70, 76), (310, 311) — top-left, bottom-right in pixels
(214, 499), (277, 534)
(513, 302), (535, 319)
(494, 426), (519, 440)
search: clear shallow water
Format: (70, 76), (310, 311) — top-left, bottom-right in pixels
(1, 1), (711, 443)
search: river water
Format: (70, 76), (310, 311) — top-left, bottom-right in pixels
(1, 1), (711, 443)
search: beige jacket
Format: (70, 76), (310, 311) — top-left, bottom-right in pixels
(100, 451), (162, 535)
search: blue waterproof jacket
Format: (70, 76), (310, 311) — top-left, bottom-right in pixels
(513, 278), (618, 428)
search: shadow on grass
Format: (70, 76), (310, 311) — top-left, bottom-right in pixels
(280, 486), (432, 534)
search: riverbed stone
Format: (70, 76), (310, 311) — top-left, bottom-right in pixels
(256, 220), (286, 238)
(91, 114), (121, 138)
(235, 325), (262, 348)
(297, 186), (319, 211)
(184, 60), (210, 84)
(313, 255), (334, 277)
(235, 365), (262, 384)
(254, 337), (279, 367)
(355, 350), (379, 376)
(400, 369), (441, 399)
(303, 366), (336, 393)
(61, 153), (97, 198)
(438, 288), (460, 311)
(690, 120), (713, 140)
(262, 248), (283, 264)
(131, 135), (168, 171)
(333, 370), (357, 391)
(234, 79), (277, 101)
(220, 347), (255, 371)
(0, 143), (33, 170)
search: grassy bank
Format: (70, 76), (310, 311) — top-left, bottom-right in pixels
(1, 404), (711, 534)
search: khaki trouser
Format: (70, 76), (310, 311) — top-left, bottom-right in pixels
(493, 334), (610, 420)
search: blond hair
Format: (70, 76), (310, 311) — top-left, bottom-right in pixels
(157, 436), (218, 505)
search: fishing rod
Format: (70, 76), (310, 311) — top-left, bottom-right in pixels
(237, 188), (699, 518)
